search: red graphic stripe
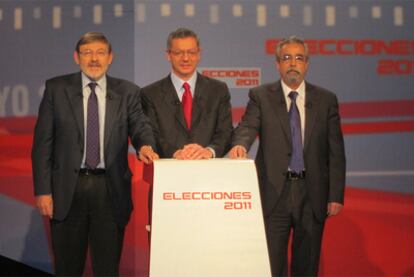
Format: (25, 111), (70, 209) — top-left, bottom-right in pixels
(232, 100), (414, 123)
(232, 107), (246, 123)
(0, 116), (37, 134)
(233, 110), (414, 134)
(342, 120), (414, 134)
(0, 100), (413, 135)
(340, 100), (414, 118)
(232, 100), (414, 135)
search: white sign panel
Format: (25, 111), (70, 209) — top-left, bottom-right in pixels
(150, 159), (271, 277)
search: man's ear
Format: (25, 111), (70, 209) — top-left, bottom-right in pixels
(73, 51), (80, 65)
(165, 50), (171, 62)
(108, 52), (113, 65)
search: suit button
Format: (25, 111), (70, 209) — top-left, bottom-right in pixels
(74, 169), (78, 173)
(288, 153), (292, 157)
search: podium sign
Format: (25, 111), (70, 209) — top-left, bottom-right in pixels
(149, 159), (271, 277)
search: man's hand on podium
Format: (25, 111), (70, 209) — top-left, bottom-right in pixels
(173, 144), (213, 160)
(229, 145), (247, 159)
(138, 145), (159, 164)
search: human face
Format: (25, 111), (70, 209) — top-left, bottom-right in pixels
(166, 37), (200, 81)
(74, 41), (113, 81)
(276, 43), (309, 90)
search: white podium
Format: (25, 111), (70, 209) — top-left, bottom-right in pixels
(149, 159), (271, 277)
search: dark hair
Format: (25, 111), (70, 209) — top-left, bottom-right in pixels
(275, 36), (309, 62)
(75, 32), (112, 53)
(166, 27), (200, 50)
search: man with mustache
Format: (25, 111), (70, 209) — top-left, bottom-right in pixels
(229, 36), (346, 276)
(32, 32), (158, 276)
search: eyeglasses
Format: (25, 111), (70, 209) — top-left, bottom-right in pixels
(78, 50), (109, 58)
(168, 49), (199, 58)
(279, 54), (307, 63)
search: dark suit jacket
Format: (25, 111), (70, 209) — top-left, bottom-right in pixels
(233, 81), (346, 221)
(141, 73), (233, 158)
(32, 72), (155, 227)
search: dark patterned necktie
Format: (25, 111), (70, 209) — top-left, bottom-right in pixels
(86, 82), (100, 169)
(288, 91), (305, 173)
(182, 82), (193, 130)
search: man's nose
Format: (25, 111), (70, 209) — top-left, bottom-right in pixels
(182, 52), (190, 60)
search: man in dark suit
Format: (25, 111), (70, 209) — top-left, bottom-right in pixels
(229, 36), (346, 276)
(141, 27), (233, 159)
(31, 32), (158, 276)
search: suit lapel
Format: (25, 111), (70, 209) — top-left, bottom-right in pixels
(104, 76), (122, 153)
(162, 76), (189, 132)
(191, 73), (206, 130)
(304, 82), (320, 152)
(270, 82), (291, 144)
(65, 73), (84, 145)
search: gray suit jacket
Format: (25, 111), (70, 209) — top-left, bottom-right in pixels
(32, 72), (155, 227)
(141, 73), (233, 158)
(233, 81), (346, 221)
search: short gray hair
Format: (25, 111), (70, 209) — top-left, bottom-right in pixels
(275, 36), (308, 62)
(166, 27), (200, 50)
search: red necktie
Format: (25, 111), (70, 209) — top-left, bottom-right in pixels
(182, 82), (193, 129)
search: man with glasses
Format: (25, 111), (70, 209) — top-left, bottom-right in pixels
(141, 27), (233, 159)
(32, 32), (158, 276)
(229, 36), (346, 276)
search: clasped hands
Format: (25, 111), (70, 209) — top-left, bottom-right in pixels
(173, 143), (213, 160)
(139, 143), (215, 162)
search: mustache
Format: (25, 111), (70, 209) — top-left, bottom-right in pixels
(287, 68), (300, 74)
(88, 62), (101, 67)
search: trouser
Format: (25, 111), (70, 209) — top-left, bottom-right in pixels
(51, 174), (124, 276)
(265, 178), (325, 276)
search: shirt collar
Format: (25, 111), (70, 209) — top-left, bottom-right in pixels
(81, 72), (106, 91)
(281, 80), (306, 100)
(170, 71), (198, 93)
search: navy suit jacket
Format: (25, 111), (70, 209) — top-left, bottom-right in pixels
(32, 72), (155, 227)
